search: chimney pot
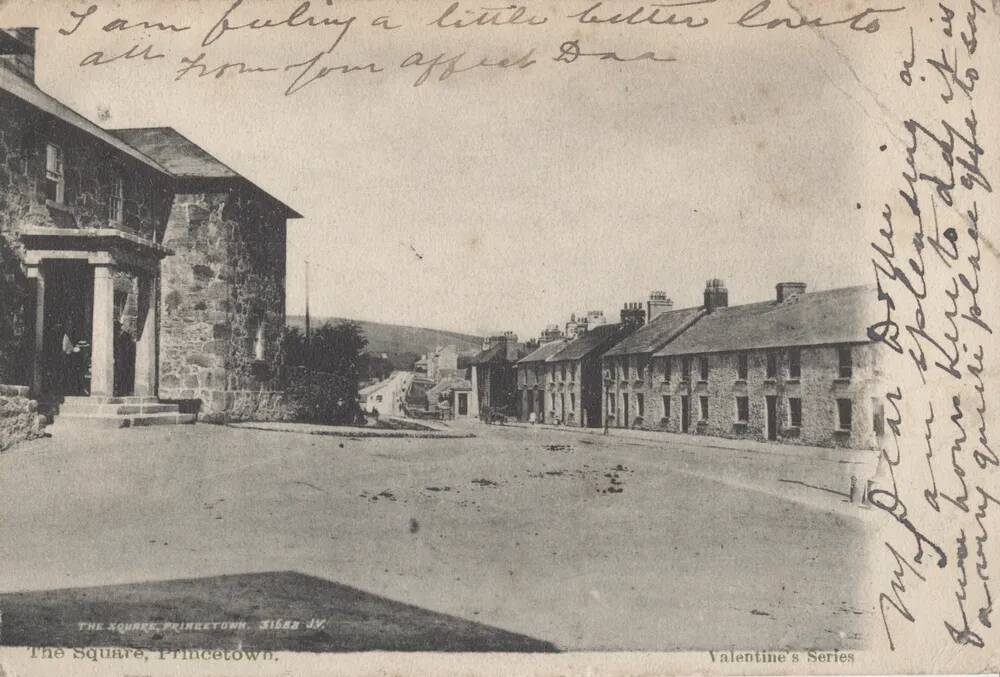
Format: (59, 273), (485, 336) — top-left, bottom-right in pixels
(776, 282), (807, 302)
(0, 28), (36, 83)
(703, 278), (729, 312)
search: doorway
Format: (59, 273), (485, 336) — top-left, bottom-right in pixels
(457, 392), (468, 416)
(622, 393), (630, 428)
(681, 396), (690, 432)
(766, 395), (778, 440)
(42, 260), (92, 397)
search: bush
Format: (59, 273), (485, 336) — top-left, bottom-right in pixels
(281, 322), (367, 425)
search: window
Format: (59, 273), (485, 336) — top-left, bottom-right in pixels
(560, 364), (566, 382)
(788, 348), (801, 379)
(637, 393), (644, 417)
(45, 143), (65, 203)
(551, 392), (556, 410)
(109, 171), (124, 223)
(789, 397), (802, 427)
(766, 352), (777, 379)
(619, 358), (627, 381)
(873, 397), (885, 436)
(608, 393), (616, 413)
(699, 396), (709, 421)
(736, 396), (749, 423)
(375, 394), (383, 403)
(682, 356), (692, 382)
(520, 368), (527, 386)
(837, 398), (852, 430)
(664, 357), (672, 382)
(662, 395), (671, 421)
(570, 393), (576, 411)
(698, 356), (709, 381)
(737, 353), (748, 380)
(838, 346), (853, 379)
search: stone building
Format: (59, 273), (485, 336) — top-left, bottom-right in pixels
(542, 322), (627, 428)
(515, 338), (567, 423)
(602, 297), (705, 429)
(0, 28), (299, 435)
(649, 281), (883, 449)
(468, 332), (524, 419)
(110, 127), (300, 422)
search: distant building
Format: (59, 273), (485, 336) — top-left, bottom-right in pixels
(602, 296), (705, 429)
(515, 338), (568, 423)
(539, 324), (564, 344)
(468, 332), (524, 418)
(649, 282), (883, 448)
(542, 321), (629, 427)
(360, 371), (412, 417)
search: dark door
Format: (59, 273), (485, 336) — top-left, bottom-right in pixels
(766, 395), (777, 440)
(681, 396), (690, 432)
(458, 393), (468, 416)
(623, 393), (630, 428)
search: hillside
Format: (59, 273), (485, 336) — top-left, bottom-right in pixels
(287, 315), (482, 357)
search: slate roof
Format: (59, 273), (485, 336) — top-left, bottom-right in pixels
(654, 285), (877, 357)
(111, 127), (302, 218)
(469, 343), (507, 365)
(547, 323), (622, 362)
(0, 67), (169, 175)
(603, 307), (706, 357)
(427, 377), (472, 399)
(517, 339), (568, 364)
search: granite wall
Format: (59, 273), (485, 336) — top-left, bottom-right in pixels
(158, 186), (287, 422)
(0, 383), (44, 451)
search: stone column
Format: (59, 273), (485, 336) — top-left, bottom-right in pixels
(134, 274), (158, 396)
(90, 264), (115, 398)
(27, 266), (45, 396)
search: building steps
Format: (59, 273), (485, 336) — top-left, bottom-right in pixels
(43, 395), (196, 434)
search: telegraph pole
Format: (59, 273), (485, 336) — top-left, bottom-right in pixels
(304, 258), (311, 343)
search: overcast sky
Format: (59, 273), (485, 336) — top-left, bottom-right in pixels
(4, 0), (906, 338)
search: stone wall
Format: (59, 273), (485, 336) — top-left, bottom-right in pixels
(0, 383), (44, 451)
(606, 344), (882, 449)
(157, 186), (287, 422)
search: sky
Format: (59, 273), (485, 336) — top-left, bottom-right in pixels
(2, 0), (906, 338)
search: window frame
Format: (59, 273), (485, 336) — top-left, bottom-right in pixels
(735, 396), (749, 423)
(698, 355), (709, 382)
(836, 398), (853, 431)
(662, 395), (670, 421)
(45, 142), (65, 204)
(788, 348), (801, 379)
(736, 352), (748, 380)
(109, 170), (125, 224)
(765, 352), (777, 379)
(838, 346), (853, 379)
(788, 397), (802, 427)
(699, 395), (709, 421)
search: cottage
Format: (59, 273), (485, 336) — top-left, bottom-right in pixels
(468, 332), (524, 419)
(544, 322), (631, 427)
(601, 297), (705, 429)
(650, 281), (883, 449)
(515, 338), (567, 423)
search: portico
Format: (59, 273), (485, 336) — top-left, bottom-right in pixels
(19, 227), (170, 402)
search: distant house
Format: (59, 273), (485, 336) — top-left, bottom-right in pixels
(468, 332), (525, 419)
(515, 338), (567, 423)
(543, 321), (633, 428)
(601, 296), (706, 430)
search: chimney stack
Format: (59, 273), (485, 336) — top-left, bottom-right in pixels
(646, 291), (673, 324)
(703, 279), (729, 312)
(620, 302), (646, 330)
(0, 28), (36, 83)
(776, 282), (807, 302)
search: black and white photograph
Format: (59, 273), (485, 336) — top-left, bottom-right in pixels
(0, 0), (996, 675)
